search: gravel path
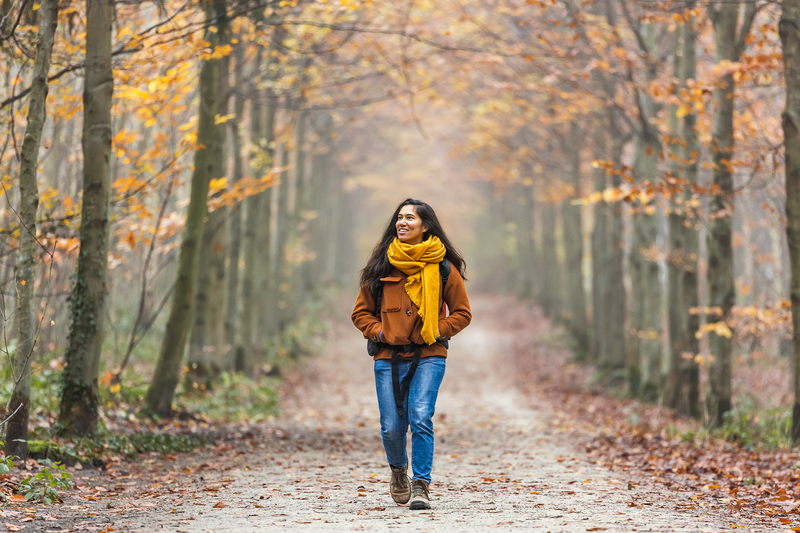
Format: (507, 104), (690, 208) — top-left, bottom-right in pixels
(11, 297), (754, 532)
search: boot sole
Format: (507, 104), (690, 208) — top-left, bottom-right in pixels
(409, 500), (431, 510)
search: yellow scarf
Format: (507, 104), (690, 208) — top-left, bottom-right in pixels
(387, 236), (447, 345)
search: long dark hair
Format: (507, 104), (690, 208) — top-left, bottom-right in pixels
(359, 198), (467, 290)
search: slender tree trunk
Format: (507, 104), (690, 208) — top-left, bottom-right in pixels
(782, 0), (800, 445)
(240, 49), (263, 372)
(58, 0), (114, 436)
(206, 51), (231, 370)
(187, 219), (213, 383)
(324, 164), (344, 283)
(563, 124), (589, 355)
(305, 114), (332, 292)
(225, 42), (246, 370)
(628, 23), (662, 401)
(254, 29), (283, 347)
(682, 6), (702, 418)
(631, 128), (662, 401)
(666, 8), (701, 416)
(287, 111), (307, 320)
(707, 2), (754, 426)
(5, 0), (58, 459)
(186, 13), (230, 387)
(666, 24), (686, 409)
(591, 122), (610, 365)
(514, 173), (535, 299)
(606, 111), (627, 374)
(143, 0), (224, 417)
(540, 191), (561, 319)
(275, 141), (291, 331)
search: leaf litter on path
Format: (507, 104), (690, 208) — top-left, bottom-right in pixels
(0, 296), (776, 531)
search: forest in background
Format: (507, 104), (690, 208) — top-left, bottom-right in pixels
(2, 0), (800, 486)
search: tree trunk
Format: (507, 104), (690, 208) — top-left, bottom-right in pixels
(275, 142), (291, 331)
(540, 189), (562, 319)
(240, 49), (263, 372)
(563, 123), (589, 356)
(225, 42), (246, 370)
(628, 22), (662, 401)
(606, 110), (627, 374)
(207, 49), (231, 369)
(58, 0), (114, 436)
(707, 2), (754, 426)
(591, 123), (609, 363)
(5, 0), (58, 459)
(254, 29), (283, 348)
(143, 0), (224, 417)
(286, 111), (307, 321)
(666, 22), (686, 409)
(306, 113), (334, 293)
(666, 8), (701, 416)
(782, 0), (800, 445)
(186, 12), (230, 388)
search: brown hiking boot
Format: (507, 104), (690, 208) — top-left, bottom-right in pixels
(409, 479), (431, 510)
(389, 464), (410, 504)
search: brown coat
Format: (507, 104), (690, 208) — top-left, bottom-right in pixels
(351, 266), (472, 360)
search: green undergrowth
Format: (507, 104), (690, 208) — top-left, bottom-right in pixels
(672, 402), (793, 451)
(25, 432), (211, 465)
(174, 372), (280, 421)
(0, 290), (337, 468)
(548, 329), (794, 451)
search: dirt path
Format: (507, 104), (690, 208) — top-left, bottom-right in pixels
(9, 297), (757, 532)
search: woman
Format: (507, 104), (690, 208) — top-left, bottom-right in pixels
(352, 198), (471, 510)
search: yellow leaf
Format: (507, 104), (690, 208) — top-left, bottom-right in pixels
(209, 177), (228, 192)
(145, 117), (157, 128)
(676, 105), (690, 118)
(603, 187), (624, 203)
(713, 322), (733, 338)
(109, 383), (121, 394)
(215, 113), (236, 125)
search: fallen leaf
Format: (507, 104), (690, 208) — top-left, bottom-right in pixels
(213, 502), (228, 508)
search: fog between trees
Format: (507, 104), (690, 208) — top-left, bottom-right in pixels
(2, 0), (800, 458)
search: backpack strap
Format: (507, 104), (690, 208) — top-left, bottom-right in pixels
(440, 258), (450, 290)
(391, 344), (422, 417)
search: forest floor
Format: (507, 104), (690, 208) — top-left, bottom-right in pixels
(0, 296), (790, 532)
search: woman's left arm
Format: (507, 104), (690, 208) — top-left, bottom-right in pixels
(438, 269), (471, 339)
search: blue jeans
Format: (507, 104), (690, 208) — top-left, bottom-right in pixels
(374, 356), (446, 484)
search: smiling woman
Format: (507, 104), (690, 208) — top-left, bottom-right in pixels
(351, 198), (471, 510)
(396, 204), (427, 245)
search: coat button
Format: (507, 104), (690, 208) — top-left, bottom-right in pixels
(406, 309), (412, 316)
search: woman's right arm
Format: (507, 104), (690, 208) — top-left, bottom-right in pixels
(352, 284), (383, 342)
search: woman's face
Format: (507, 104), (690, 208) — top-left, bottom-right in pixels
(396, 205), (428, 245)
